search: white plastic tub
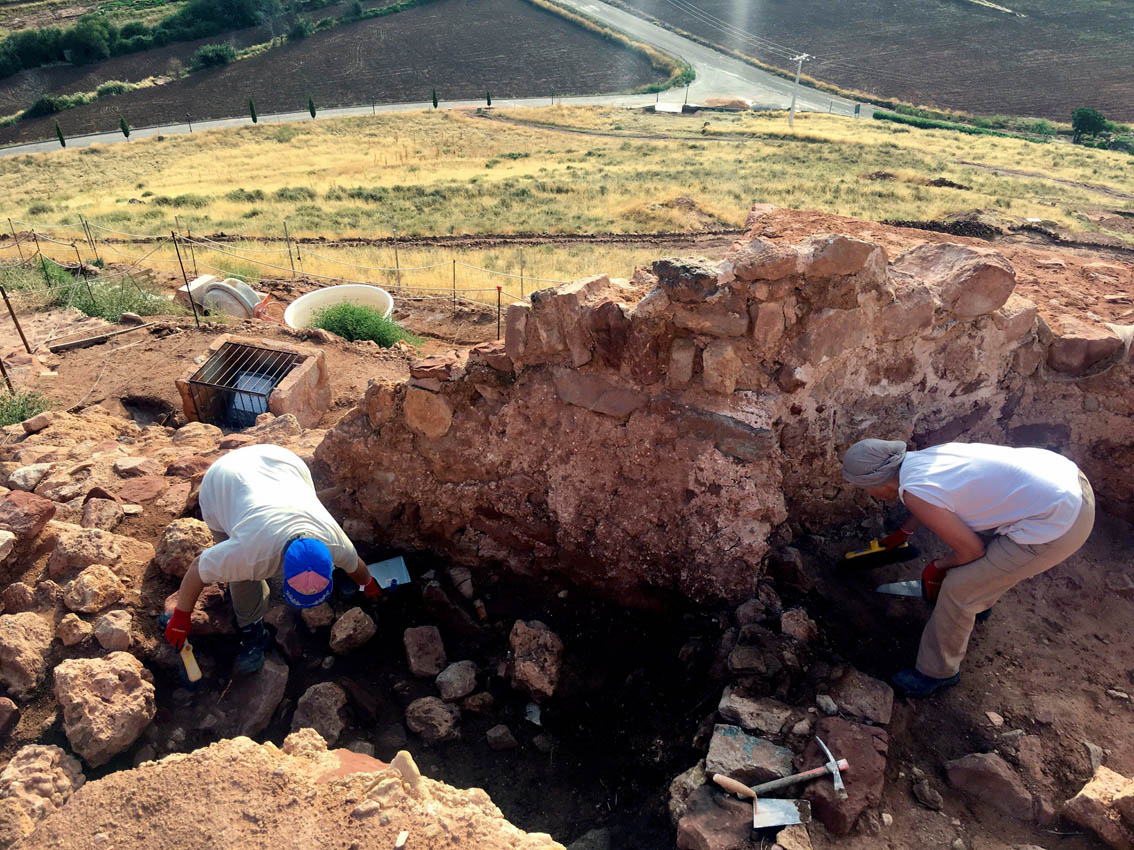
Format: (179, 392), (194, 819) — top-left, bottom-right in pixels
(283, 284), (394, 329)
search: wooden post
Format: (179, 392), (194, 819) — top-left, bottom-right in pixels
(80, 217), (101, 265)
(0, 354), (13, 394)
(392, 226), (400, 288)
(0, 286), (32, 354)
(32, 233), (51, 287)
(496, 286), (502, 339)
(172, 232), (201, 329)
(283, 221), (296, 278)
(7, 219), (23, 261)
(186, 228), (198, 276)
(73, 241), (97, 309)
(451, 258), (456, 310)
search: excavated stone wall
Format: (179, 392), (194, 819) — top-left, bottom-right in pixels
(314, 207), (1133, 606)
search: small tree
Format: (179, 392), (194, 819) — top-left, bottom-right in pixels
(1071, 107), (1107, 142)
(55, 121), (66, 148)
(119, 115), (130, 139)
(308, 96), (316, 119)
(431, 88), (438, 109)
(249, 97), (258, 123)
(486, 90), (491, 107)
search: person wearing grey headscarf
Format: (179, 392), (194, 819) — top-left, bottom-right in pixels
(842, 439), (1095, 698)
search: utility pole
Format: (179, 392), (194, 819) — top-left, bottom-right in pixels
(788, 53), (811, 128)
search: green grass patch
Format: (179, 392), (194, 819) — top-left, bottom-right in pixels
(311, 302), (419, 347)
(0, 388), (51, 427)
(1, 259), (173, 320)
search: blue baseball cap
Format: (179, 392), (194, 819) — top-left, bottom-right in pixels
(282, 538), (333, 609)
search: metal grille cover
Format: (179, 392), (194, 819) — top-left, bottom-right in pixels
(186, 341), (303, 429)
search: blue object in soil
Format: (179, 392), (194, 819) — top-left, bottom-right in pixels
(228, 371), (273, 428)
(892, 668), (961, 698)
(367, 556), (410, 591)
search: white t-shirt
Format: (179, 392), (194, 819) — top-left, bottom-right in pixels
(196, 444), (358, 584)
(898, 442), (1083, 545)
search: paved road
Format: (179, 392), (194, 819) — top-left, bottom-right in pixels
(0, 0), (867, 157)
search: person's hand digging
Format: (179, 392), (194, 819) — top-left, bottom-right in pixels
(880, 527), (913, 549)
(361, 576), (383, 601)
(164, 607), (192, 650)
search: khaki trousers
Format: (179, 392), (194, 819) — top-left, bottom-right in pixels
(229, 579), (270, 628)
(916, 473), (1095, 679)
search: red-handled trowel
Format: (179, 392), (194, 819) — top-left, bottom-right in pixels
(711, 774), (812, 829)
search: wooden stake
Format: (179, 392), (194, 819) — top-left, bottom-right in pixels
(451, 258), (456, 310)
(172, 232), (200, 329)
(283, 221), (296, 278)
(0, 354), (13, 394)
(7, 219), (23, 260)
(32, 233), (51, 287)
(0, 286), (31, 354)
(496, 286), (502, 339)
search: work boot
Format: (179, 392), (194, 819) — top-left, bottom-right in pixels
(892, 668), (960, 698)
(235, 620), (271, 675)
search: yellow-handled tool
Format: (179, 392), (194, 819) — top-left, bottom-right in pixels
(180, 643), (202, 683)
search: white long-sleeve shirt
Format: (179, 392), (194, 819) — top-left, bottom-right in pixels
(898, 442), (1084, 545)
(196, 444), (357, 584)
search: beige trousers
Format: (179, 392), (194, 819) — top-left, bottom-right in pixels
(916, 473), (1095, 679)
(229, 580), (270, 628)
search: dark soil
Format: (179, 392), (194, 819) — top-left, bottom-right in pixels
(0, 0), (664, 144)
(614, 0), (1134, 122)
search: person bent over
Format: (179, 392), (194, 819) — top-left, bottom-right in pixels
(842, 439), (1094, 697)
(161, 443), (381, 673)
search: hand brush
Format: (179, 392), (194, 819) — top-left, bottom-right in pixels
(842, 538), (919, 569)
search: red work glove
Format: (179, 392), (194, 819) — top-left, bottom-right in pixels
(361, 576), (382, 601)
(880, 527), (912, 549)
(921, 560), (950, 604)
(164, 607), (192, 650)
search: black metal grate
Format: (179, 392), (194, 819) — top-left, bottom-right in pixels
(186, 341), (303, 430)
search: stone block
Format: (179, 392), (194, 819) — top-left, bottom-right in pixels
(671, 303), (749, 337)
(717, 688), (791, 735)
(792, 308), (866, 365)
(405, 696), (460, 743)
(750, 300), (786, 348)
(53, 653), (155, 767)
(404, 625), (446, 678)
(404, 387), (453, 439)
(552, 369), (646, 422)
(667, 338), (696, 389)
(652, 257), (722, 303)
(801, 234), (880, 278)
(504, 303), (530, 364)
(877, 276), (935, 342)
(893, 242), (1015, 319)
(0, 613), (53, 698)
(0, 490), (56, 541)
(509, 620), (563, 703)
(725, 237), (800, 282)
(291, 682), (347, 746)
(800, 717), (888, 835)
(676, 786), (752, 850)
(1063, 766), (1134, 850)
(1046, 318), (1125, 377)
(946, 752), (1033, 820)
(827, 668), (894, 725)
(705, 724), (793, 784)
(701, 341), (742, 394)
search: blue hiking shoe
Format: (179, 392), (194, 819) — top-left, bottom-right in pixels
(892, 668), (960, 698)
(234, 620), (271, 675)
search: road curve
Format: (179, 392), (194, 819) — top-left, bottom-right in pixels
(0, 0), (868, 158)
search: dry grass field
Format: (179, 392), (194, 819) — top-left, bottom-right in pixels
(3, 105), (1132, 300)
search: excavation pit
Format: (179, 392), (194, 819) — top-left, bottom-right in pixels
(174, 334), (332, 430)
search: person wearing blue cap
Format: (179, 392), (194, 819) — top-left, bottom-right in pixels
(161, 443), (381, 673)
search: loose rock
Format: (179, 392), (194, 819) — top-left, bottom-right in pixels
(62, 564), (125, 613)
(816, 695), (838, 716)
(0, 744), (84, 842)
(0, 698), (18, 739)
(93, 610), (132, 651)
(781, 609), (818, 643)
(404, 625), (446, 678)
(486, 724), (518, 751)
(291, 682), (347, 746)
(945, 752), (1033, 821)
(436, 660), (478, 702)
(1063, 766), (1134, 850)
(913, 778), (944, 811)
(53, 653), (156, 767)
(153, 518), (213, 578)
(328, 607), (376, 654)
(405, 696), (460, 743)
(301, 602), (335, 630)
(509, 620), (564, 703)
(828, 668), (894, 725)
(6, 464), (52, 494)
(0, 490), (56, 540)
(80, 499), (124, 531)
(676, 785), (751, 850)
(0, 612), (54, 698)
(717, 688), (791, 735)
(705, 724), (793, 783)
(56, 613), (93, 646)
(801, 717), (888, 835)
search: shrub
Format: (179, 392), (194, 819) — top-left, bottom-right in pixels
(68, 275), (173, 321)
(1071, 107), (1107, 141)
(192, 43), (236, 69)
(152, 193), (209, 208)
(311, 303), (419, 347)
(96, 80), (135, 97)
(274, 186), (317, 201)
(225, 188), (265, 202)
(272, 125), (298, 143)
(0, 389), (51, 427)
(22, 91), (94, 118)
(288, 16), (314, 40)
(61, 17), (114, 65)
(346, 1), (364, 18)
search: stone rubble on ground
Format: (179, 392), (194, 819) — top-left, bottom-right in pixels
(0, 612), (53, 698)
(1063, 766), (1134, 850)
(827, 667), (894, 725)
(945, 752), (1035, 821)
(55, 613), (92, 647)
(704, 723), (793, 783)
(509, 620), (564, 703)
(61, 564), (125, 614)
(291, 682), (348, 746)
(153, 518), (213, 578)
(436, 660), (478, 702)
(0, 744), (84, 846)
(405, 696), (461, 744)
(403, 625), (446, 678)
(328, 607), (376, 654)
(93, 610), (132, 651)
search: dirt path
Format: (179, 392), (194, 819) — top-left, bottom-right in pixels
(958, 160), (1134, 203)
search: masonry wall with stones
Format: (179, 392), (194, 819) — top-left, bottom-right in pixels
(314, 207), (1133, 607)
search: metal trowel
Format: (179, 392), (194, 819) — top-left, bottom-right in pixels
(711, 774), (812, 829)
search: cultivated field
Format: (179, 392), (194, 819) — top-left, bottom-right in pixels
(0, 0), (186, 37)
(617, 0), (1134, 122)
(0, 0), (664, 143)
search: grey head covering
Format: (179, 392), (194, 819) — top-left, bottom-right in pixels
(842, 439), (908, 487)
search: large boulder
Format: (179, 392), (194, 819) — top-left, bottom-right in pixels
(0, 744), (84, 846)
(154, 518), (214, 578)
(800, 717), (888, 835)
(291, 682), (347, 746)
(53, 653), (156, 767)
(0, 613), (53, 698)
(1046, 318), (1125, 377)
(892, 242), (1015, 319)
(509, 620), (563, 703)
(62, 564), (125, 614)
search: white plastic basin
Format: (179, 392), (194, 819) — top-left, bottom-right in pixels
(283, 284), (394, 329)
